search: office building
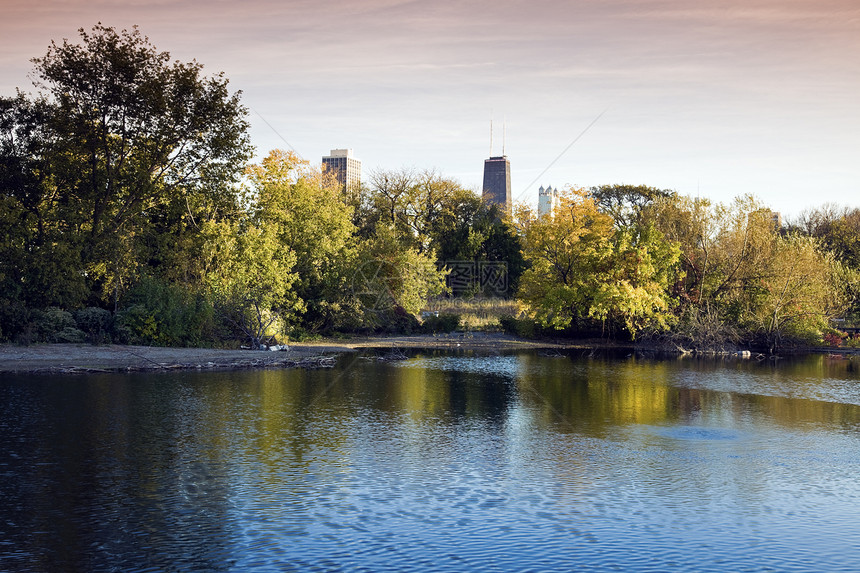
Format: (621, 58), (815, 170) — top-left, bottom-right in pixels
(322, 148), (361, 192)
(482, 155), (512, 215)
(538, 185), (560, 218)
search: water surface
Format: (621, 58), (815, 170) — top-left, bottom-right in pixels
(2, 351), (860, 571)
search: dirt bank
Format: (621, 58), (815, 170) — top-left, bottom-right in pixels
(0, 333), (576, 374)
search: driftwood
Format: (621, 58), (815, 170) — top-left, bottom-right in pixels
(360, 347), (408, 362)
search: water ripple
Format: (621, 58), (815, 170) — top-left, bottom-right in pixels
(3, 357), (860, 571)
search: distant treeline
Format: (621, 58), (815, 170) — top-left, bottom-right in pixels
(1, 25), (858, 350)
(514, 186), (860, 351)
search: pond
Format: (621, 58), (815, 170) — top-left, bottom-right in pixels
(2, 350), (860, 571)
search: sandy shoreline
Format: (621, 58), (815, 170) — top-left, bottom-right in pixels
(3, 333), (848, 375)
(0, 333), (577, 374)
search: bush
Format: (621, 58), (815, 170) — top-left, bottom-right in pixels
(374, 305), (421, 335)
(823, 331), (844, 348)
(31, 307), (86, 343)
(0, 299), (30, 342)
(422, 313), (461, 333)
(665, 306), (739, 352)
(74, 307), (113, 344)
(499, 315), (537, 338)
(117, 277), (219, 347)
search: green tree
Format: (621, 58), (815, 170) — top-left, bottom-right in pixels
(589, 223), (681, 334)
(647, 193), (851, 348)
(353, 224), (446, 321)
(430, 187), (485, 263)
(0, 94), (90, 307)
(400, 170), (463, 255)
(247, 149), (358, 332)
(648, 194), (777, 313)
(354, 169), (525, 299)
(789, 205), (860, 318)
(589, 184), (675, 229)
(434, 197), (526, 297)
(200, 218), (297, 348)
(745, 234), (848, 349)
(355, 167), (416, 245)
(0, 24), (251, 307)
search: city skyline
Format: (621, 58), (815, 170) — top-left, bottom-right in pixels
(2, 0), (858, 216)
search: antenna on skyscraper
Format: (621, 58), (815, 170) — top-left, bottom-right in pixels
(489, 111), (494, 156)
(503, 116), (507, 156)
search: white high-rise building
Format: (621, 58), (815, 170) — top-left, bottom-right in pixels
(322, 148), (361, 192)
(538, 185), (560, 218)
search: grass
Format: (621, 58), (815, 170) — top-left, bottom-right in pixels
(422, 297), (520, 331)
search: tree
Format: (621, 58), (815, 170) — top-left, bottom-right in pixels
(246, 149), (359, 332)
(646, 193), (853, 348)
(201, 219), (296, 348)
(429, 187), (485, 263)
(788, 204), (860, 321)
(353, 224), (447, 327)
(353, 169), (525, 299)
(588, 184), (675, 229)
(0, 24), (252, 307)
(433, 198), (526, 297)
(517, 187), (679, 336)
(0, 93), (90, 307)
(400, 170), (463, 255)
(356, 167), (416, 244)
(744, 235), (848, 349)
(588, 223), (681, 334)
(648, 194), (777, 314)
(790, 204), (860, 270)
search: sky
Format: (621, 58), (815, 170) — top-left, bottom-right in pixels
(2, 0), (859, 216)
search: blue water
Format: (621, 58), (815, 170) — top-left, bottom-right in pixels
(2, 351), (860, 571)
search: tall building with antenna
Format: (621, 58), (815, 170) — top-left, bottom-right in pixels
(482, 119), (511, 215)
(482, 156), (512, 215)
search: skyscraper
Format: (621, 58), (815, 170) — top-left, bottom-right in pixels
(322, 148), (361, 192)
(538, 185), (559, 218)
(482, 155), (511, 215)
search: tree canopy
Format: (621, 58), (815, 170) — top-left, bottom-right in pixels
(0, 24), (252, 308)
(2, 25), (857, 350)
(517, 187), (680, 337)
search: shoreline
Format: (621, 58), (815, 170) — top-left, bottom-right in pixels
(0, 333), (578, 375)
(1, 333), (854, 375)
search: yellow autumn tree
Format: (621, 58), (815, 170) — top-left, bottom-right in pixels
(517, 187), (680, 336)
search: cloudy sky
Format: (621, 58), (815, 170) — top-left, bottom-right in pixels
(2, 0), (858, 215)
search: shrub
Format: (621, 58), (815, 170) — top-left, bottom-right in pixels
(31, 307), (86, 343)
(117, 277), (218, 347)
(823, 331), (845, 348)
(422, 313), (461, 333)
(74, 307), (114, 344)
(0, 299), (30, 342)
(374, 305), (421, 335)
(499, 315), (537, 338)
